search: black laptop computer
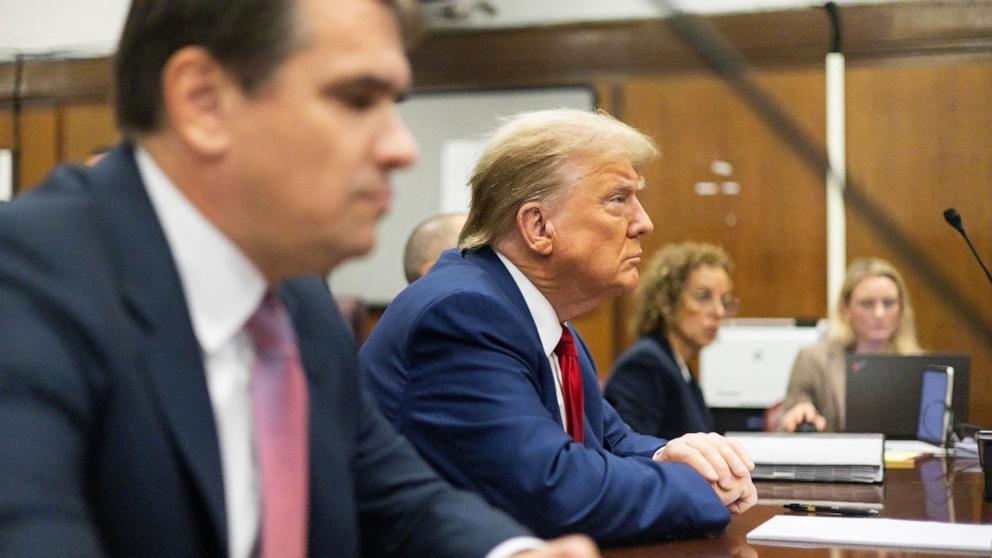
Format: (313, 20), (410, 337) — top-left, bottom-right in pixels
(844, 353), (970, 439)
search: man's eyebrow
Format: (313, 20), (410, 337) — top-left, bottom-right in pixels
(611, 176), (646, 192)
(324, 75), (411, 99)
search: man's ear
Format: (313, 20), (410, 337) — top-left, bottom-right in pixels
(160, 46), (238, 158)
(516, 201), (555, 256)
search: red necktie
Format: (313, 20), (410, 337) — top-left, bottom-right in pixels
(248, 293), (309, 558)
(556, 326), (585, 444)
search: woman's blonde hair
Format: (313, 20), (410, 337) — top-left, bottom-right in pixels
(633, 242), (733, 337)
(828, 257), (921, 353)
(459, 108), (659, 249)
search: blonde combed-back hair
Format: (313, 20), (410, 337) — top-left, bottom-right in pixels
(828, 257), (921, 353)
(634, 242), (733, 338)
(458, 108), (659, 250)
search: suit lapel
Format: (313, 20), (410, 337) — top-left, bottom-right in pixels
(464, 248), (564, 427)
(87, 144), (228, 549)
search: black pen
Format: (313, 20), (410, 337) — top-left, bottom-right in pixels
(783, 503), (880, 516)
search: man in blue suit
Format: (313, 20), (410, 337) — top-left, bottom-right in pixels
(362, 109), (757, 545)
(0, 1), (599, 557)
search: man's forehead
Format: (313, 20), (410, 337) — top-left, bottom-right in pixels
(567, 157), (642, 187)
(274, 0), (411, 91)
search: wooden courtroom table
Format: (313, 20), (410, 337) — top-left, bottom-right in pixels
(604, 456), (992, 557)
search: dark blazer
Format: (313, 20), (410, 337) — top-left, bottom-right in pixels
(0, 145), (528, 557)
(604, 336), (715, 440)
(361, 247), (729, 545)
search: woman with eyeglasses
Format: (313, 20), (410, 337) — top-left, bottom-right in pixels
(604, 242), (737, 439)
(780, 257), (921, 432)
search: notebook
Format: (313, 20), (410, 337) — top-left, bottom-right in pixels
(844, 353), (970, 440)
(725, 432), (884, 483)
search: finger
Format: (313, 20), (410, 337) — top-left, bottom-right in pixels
(741, 479), (758, 509)
(728, 437), (755, 470)
(709, 481), (736, 507)
(539, 534), (600, 558)
(783, 403), (817, 431)
(781, 406), (803, 431)
(663, 438), (719, 482)
(730, 499), (755, 514)
(702, 434), (749, 481)
(687, 434), (734, 486)
(720, 435), (755, 473)
(814, 415), (827, 431)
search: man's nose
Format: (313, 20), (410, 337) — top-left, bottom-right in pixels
(377, 106), (418, 171)
(629, 196), (654, 237)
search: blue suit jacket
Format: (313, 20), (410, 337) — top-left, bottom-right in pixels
(604, 335), (715, 440)
(361, 247), (729, 545)
(0, 146), (528, 557)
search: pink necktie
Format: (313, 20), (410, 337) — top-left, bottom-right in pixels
(556, 326), (585, 444)
(248, 293), (309, 558)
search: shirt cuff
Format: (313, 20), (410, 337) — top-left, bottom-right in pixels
(484, 536), (546, 558)
(653, 444), (666, 460)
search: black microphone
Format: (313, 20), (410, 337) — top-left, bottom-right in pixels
(944, 207), (992, 286)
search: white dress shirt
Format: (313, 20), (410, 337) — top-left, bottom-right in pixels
(138, 148), (265, 558)
(674, 352), (693, 384)
(138, 150), (541, 558)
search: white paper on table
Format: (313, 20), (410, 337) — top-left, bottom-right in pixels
(747, 515), (992, 554)
(884, 439), (945, 455)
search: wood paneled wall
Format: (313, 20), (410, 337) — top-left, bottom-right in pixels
(1, 3), (990, 424)
(619, 69), (828, 346)
(0, 103), (118, 192)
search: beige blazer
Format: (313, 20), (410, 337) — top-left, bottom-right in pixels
(782, 340), (849, 432)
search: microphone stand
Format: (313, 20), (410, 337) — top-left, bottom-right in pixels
(944, 208), (992, 286)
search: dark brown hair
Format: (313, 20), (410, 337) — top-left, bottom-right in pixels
(114, 0), (298, 136)
(113, 0), (420, 136)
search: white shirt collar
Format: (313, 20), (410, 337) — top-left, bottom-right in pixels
(135, 147), (267, 354)
(673, 350), (692, 384)
(495, 250), (563, 357)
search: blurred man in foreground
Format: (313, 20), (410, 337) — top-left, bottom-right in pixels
(0, 1), (597, 557)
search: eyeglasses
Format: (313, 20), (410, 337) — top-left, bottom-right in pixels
(687, 289), (739, 317)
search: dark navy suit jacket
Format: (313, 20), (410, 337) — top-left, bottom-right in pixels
(604, 335), (715, 440)
(361, 247), (729, 545)
(0, 145), (528, 557)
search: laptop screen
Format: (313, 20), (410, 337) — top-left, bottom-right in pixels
(917, 366), (952, 446)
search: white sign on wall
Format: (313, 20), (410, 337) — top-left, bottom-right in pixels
(0, 149), (13, 201)
(439, 139), (486, 213)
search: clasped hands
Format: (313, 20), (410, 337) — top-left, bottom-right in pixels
(655, 432), (757, 513)
(514, 432), (757, 558)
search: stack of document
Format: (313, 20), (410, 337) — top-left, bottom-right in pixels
(748, 515), (992, 554)
(726, 432), (884, 483)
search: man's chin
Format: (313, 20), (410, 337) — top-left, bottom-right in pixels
(330, 236), (377, 268)
(620, 270), (640, 291)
